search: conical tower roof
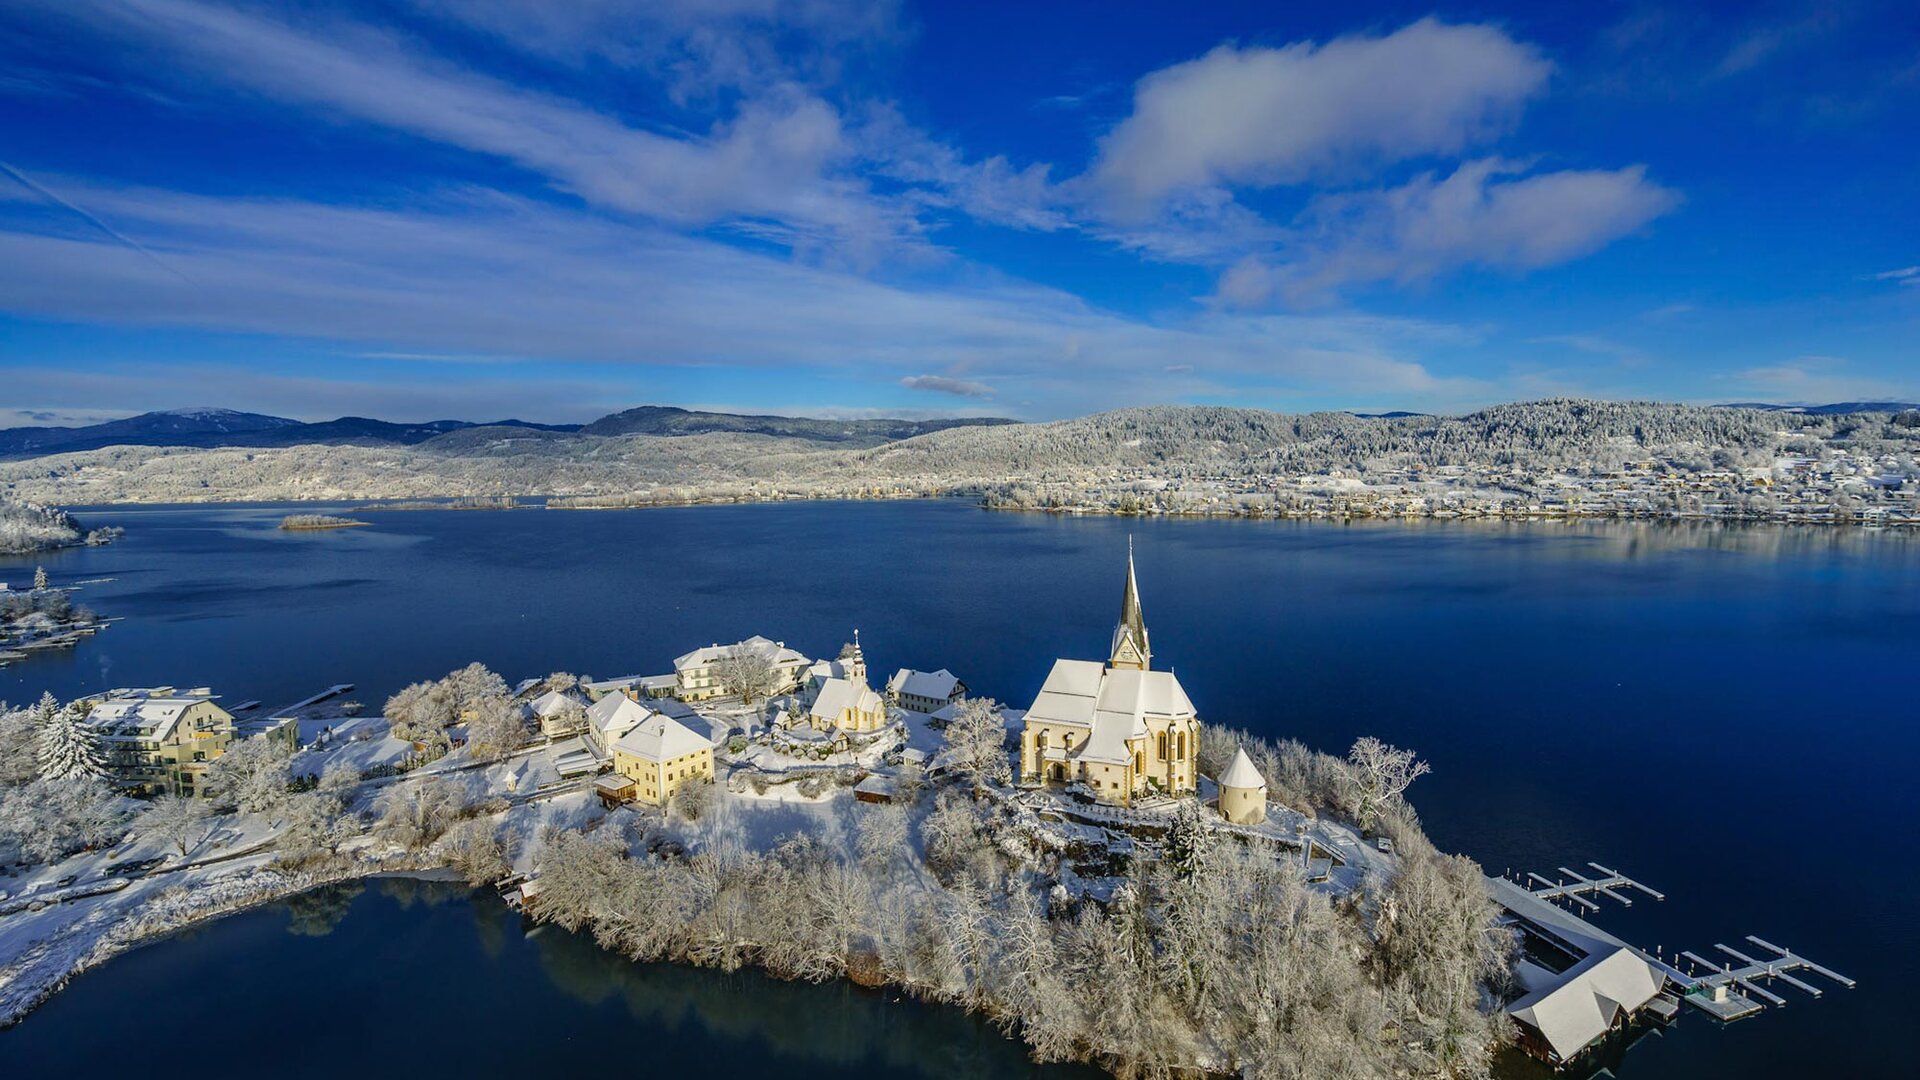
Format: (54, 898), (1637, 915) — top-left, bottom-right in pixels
(1219, 747), (1265, 790)
(1109, 538), (1152, 669)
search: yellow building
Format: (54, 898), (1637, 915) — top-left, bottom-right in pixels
(1217, 748), (1268, 825)
(1019, 547), (1201, 806)
(612, 711), (716, 805)
(808, 676), (888, 734)
(83, 687), (238, 798)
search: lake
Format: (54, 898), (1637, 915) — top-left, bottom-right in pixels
(4, 500), (1916, 1078)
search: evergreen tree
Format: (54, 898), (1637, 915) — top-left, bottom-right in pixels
(34, 565), (49, 590)
(35, 693), (107, 781)
(1164, 797), (1213, 881)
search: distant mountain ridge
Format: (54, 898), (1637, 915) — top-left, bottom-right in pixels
(579, 405), (1017, 442)
(0, 404), (1015, 459)
(1714, 401), (1920, 415)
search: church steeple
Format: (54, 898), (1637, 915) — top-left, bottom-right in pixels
(1109, 538), (1151, 671)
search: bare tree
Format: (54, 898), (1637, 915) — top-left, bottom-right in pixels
(941, 696), (1009, 796)
(466, 695), (529, 762)
(1341, 736), (1431, 831)
(714, 645), (780, 704)
(146, 793), (212, 857)
(203, 734), (292, 814)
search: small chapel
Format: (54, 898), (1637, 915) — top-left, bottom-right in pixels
(1019, 544), (1201, 805)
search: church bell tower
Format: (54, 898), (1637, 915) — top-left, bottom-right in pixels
(1108, 540), (1151, 671)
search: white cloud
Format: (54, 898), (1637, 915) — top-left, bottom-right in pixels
(0, 179), (1493, 415)
(1871, 265), (1919, 285)
(1087, 19), (1551, 215)
(1225, 159), (1680, 304)
(900, 374), (995, 398)
(1725, 356), (1913, 404)
(20, 0), (921, 258)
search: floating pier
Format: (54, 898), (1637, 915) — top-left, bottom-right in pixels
(1490, 858), (1853, 1064)
(1671, 936), (1855, 1021)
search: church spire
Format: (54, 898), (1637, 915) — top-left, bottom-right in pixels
(1110, 537), (1151, 670)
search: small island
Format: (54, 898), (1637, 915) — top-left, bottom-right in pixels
(278, 514), (370, 531)
(0, 499), (121, 554)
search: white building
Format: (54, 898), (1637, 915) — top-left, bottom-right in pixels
(1509, 947), (1665, 1065)
(673, 635), (810, 701)
(886, 667), (966, 713)
(526, 688), (587, 737)
(584, 692), (652, 756)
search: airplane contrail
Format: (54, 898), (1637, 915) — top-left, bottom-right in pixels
(0, 159), (195, 284)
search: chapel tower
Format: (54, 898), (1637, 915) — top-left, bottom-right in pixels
(1108, 540), (1151, 671)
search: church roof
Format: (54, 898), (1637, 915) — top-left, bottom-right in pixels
(810, 676), (884, 725)
(1025, 659), (1195, 763)
(1219, 747), (1266, 790)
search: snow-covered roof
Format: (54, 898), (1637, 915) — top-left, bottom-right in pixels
(887, 667), (962, 701)
(674, 635), (808, 671)
(587, 694), (652, 741)
(1024, 660), (1194, 764)
(84, 690), (223, 741)
(1219, 748), (1266, 791)
(810, 677), (884, 725)
(1509, 947), (1662, 1061)
(527, 689), (582, 718)
(613, 712), (713, 762)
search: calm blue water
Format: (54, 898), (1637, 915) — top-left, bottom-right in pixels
(4, 500), (1916, 1078)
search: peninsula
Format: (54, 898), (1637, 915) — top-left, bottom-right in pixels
(0, 553), (1844, 1077)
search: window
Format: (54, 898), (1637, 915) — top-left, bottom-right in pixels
(1157, 732), (1168, 758)
(1176, 732), (1186, 761)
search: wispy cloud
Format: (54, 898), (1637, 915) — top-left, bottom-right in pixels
(901, 374), (995, 398)
(1870, 265), (1919, 286)
(0, 178), (1498, 415)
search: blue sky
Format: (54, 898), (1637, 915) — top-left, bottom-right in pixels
(0, 0), (1915, 425)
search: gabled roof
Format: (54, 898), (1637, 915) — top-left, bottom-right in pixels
(85, 692), (224, 741)
(1219, 747), (1266, 790)
(887, 667), (962, 701)
(1509, 947), (1663, 1061)
(675, 635), (809, 671)
(527, 689), (582, 718)
(587, 694), (652, 740)
(613, 712), (713, 762)
(810, 676), (884, 725)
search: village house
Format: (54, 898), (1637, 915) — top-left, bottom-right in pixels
(80, 687), (238, 797)
(885, 667), (966, 713)
(526, 688), (587, 738)
(1018, 546), (1201, 806)
(611, 711), (716, 805)
(672, 635), (809, 701)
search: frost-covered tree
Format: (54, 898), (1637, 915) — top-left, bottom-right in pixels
(384, 679), (455, 745)
(203, 734), (292, 814)
(444, 662), (509, 710)
(714, 645), (780, 704)
(34, 693), (106, 782)
(465, 695), (528, 763)
(1163, 798), (1213, 880)
(1342, 736), (1431, 831)
(34, 565), (49, 590)
(941, 696), (1009, 796)
(278, 761), (359, 865)
(373, 774), (467, 848)
(0, 701), (39, 785)
(145, 793), (212, 857)
(0, 776), (126, 865)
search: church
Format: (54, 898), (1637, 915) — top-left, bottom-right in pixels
(1019, 546), (1200, 805)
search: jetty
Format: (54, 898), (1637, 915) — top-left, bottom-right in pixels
(1489, 860), (1852, 1065)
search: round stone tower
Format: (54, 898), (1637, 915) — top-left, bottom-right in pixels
(1217, 747), (1268, 825)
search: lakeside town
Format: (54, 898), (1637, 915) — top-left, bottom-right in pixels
(0, 552), (1846, 1076)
